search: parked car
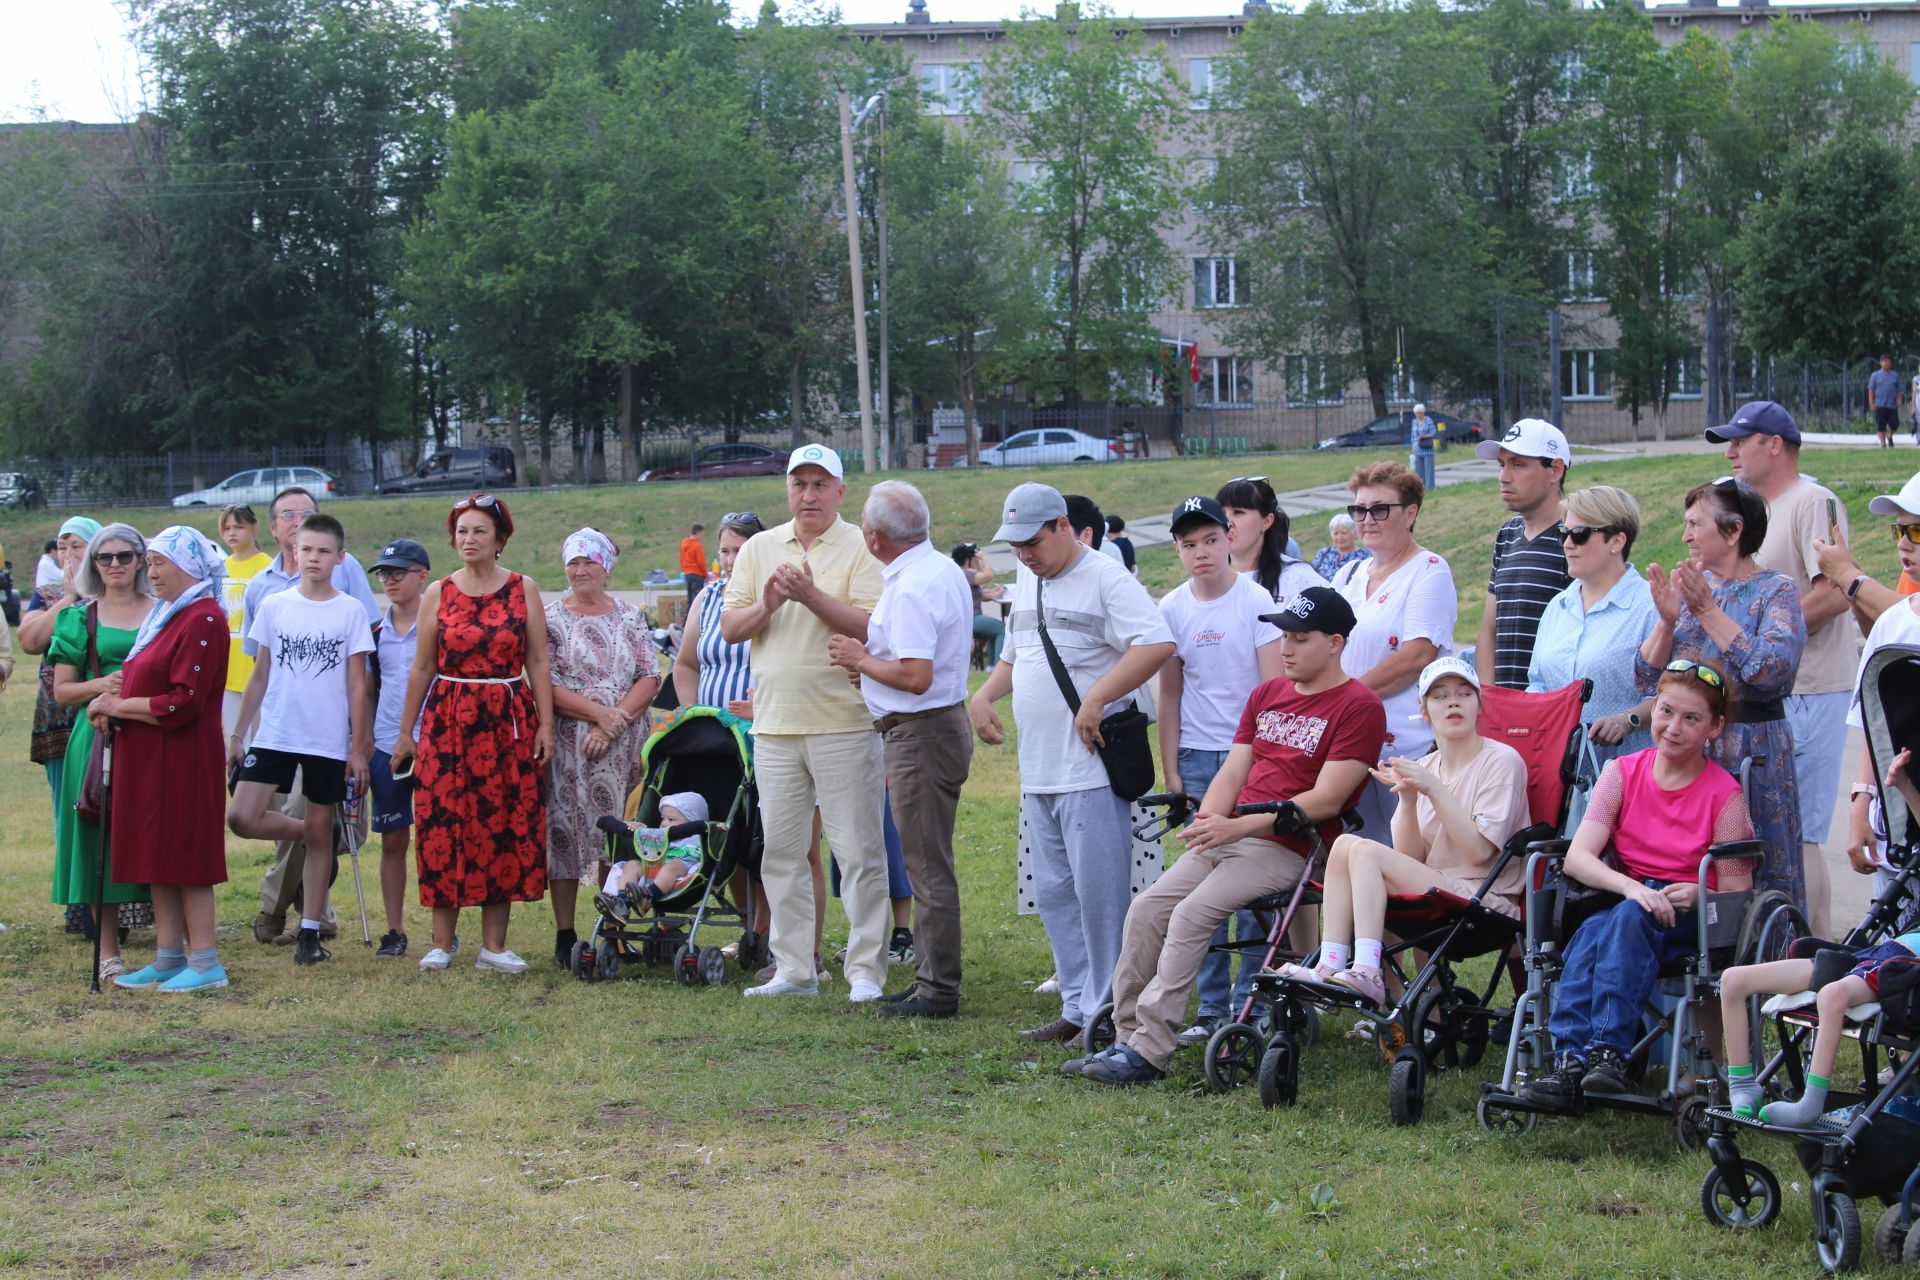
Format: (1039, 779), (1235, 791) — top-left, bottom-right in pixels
(0, 472), (45, 510)
(1315, 410), (1482, 451)
(375, 446), (517, 495)
(638, 443), (788, 482)
(171, 466), (341, 508)
(965, 428), (1122, 467)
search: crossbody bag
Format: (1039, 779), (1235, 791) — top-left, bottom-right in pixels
(1032, 574), (1155, 802)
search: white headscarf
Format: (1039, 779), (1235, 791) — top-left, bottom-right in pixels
(563, 527), (617, 575)
(126, 525), (226, 662)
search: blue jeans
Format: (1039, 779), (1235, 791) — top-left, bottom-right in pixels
(830, 790), (913, 900)
(1177, 747), (1259, 1020)
(1548, 890), (1696, 1060)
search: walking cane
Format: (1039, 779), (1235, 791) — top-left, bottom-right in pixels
(89, 719), (115, 994)
(343, 778), (372, 947)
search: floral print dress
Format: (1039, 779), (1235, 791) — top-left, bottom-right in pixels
(415, 574), (549, 908)
(1633, 567), (1807, 911)
(544, 596), (653, 881)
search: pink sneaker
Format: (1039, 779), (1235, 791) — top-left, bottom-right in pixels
(1329, 966), (1386, 1007)
(1267, 958), (1338, 985)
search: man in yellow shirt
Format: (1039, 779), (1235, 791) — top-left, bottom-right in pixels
(724, 444), (887, 1000)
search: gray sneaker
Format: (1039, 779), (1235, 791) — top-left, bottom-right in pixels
(1176, 1016), (1223, 1047)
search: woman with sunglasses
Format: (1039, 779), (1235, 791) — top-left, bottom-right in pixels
(48, 523), (155, 982)
(1635, 478), (1807, 911)
(1522, 658), (1756, 1106)
(1326, 462), (1459, 837)
(1526, 486), (1660, 817)
(1215, 475), (1323, 605)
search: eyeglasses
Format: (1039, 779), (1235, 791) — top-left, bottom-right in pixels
(1893, 522), (1920, 546)
(1346, 502), (1408, 523)
(1557, 523), (1617, 546)
(722, 511), (759, 525)
(92, 550), (139, 566)
(372, 566), (419, 582)
(1664, 658), (1726, 690)
(275, 508), (316, 524)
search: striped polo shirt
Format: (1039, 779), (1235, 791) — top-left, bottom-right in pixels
(1487, 515), (1571, 689)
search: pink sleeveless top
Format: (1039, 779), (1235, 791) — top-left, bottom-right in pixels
(1608, 750), (1743, 886)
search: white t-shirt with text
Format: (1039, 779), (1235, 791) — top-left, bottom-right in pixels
(1159, 572), (1282, 751)
(246, 590), (375, 761)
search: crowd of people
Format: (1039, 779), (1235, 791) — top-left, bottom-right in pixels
(5, 404), (1917, 1089)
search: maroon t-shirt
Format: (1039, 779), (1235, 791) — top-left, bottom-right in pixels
(1233, 675), (1387, 852)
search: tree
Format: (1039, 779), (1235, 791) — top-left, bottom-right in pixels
(977, 3), (1183, 406)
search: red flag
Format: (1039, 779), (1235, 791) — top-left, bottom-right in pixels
(1188, 343), (1201, 386)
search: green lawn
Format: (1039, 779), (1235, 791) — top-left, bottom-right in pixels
(1, 448), (1912, 1277)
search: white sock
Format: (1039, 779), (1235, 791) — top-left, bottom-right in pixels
(1354, 938), (1384, 972)
(1320, 942), (1351, 971)
(603, 868), (622, 894)
(299, 918), (323, 933)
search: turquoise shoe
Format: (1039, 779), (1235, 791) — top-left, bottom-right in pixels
(157, 965), (229, 993)
(113, 963), (185, 990)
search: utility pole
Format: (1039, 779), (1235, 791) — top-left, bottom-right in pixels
(838, 90), (876, 473)
(876, 100), (892, 471)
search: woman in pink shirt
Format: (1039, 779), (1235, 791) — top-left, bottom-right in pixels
(1523, 659), (1755, 1108)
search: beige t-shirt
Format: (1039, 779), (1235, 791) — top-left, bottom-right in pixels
(722, 516), (883, 735)
(1757, 478), (1858, 695)
(1401, 735), (1531, 907)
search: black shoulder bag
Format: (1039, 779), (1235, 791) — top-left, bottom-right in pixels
(1033, 574), (1155, 802)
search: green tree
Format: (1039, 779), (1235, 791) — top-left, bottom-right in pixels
(977, 3), (1182, 406)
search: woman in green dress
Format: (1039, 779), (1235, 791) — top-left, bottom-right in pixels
(50, 523), (155, 982)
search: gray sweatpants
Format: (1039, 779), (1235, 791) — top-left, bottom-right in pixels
(1022, 786), (1135, 1027)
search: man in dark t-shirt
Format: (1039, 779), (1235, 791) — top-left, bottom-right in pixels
(1068, 587), (1385, 1087)
(1475, 418), (1572, 689)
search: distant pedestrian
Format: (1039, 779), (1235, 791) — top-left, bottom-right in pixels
(1475, 419), (1573, 690)
(1409, 403), (1437, 489)
(1105, 515), (1137, 576)
(680, 523), (708, 613)
(1869, 355), (1903, 449)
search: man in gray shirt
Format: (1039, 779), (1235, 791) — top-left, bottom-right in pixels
(1868, 354), (1903, 450)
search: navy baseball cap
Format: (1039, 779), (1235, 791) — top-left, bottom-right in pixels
(1169, 494), (1231, 537)
(1706, 400), (1801, 446)
(372, 538), (431, 571)
(1262, 586), (1357, 638)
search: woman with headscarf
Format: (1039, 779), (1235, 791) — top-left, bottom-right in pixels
(85, 527), (233, 991)
(49, 523), (154, 981)
(19, 517), (101, 859)
(543, 527), (659, 967)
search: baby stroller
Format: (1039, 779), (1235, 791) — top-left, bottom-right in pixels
(1258, 679), (1590, 1123)
(572, 706), (767, 986)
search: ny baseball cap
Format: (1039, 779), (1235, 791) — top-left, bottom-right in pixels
(1261, 585), (1357, 638)
(1868, 470), (1920, 518)
(1705, 400), (1801, 446)
(1476, 417), (1572, 466)
(1169, 494), (1231, 536)
(1416, 654), (1480, 698)
(786, 443), (845, 480)
(372, 538), (431, 571)
(993, 482), (1068, 543)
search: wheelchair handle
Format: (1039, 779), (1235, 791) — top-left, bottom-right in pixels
(1235, 800), (1309, 837)
(1137, 791), (1193, 813)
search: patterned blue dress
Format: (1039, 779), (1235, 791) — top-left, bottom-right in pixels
(1633, 568), (1807, 911)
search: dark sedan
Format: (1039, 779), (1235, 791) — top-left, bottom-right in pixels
(1315, 410), (1482, 451)
(638, 443), (788, 482)
(376, 447), (517, 495)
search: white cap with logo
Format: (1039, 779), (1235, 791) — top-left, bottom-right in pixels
(787, 443), (844, 480)
(1476, 418), (1571, 467)
(1868, 471), (1920, 518)
(1416, 654), (1481, 698)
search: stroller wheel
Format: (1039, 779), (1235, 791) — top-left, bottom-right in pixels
(1257, 1036), (1299, 1109)
(1202, 1022), (1265, 1093)
(697, 945), (727, 987)
(1082, 1002), (1117, 1056)
(1873, 1204), (1909, 1265)
(1274, 998), (1319, 1050)
(597, 945), (619, 981)
(1477, 1095), (1535, 1137)
(672, 943), (699, 987)
(1672, 1096), (1711, 1154)
(1902, 1215), (1920, 1266)
(1387, 1047), (1425, 1126)
(570, 939), (593, 983)
(1699, 1158), (1781, 1230)
(1815, 1188), (1862, 1274)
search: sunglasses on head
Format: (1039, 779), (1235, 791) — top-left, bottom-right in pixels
(92, 549), (139, 566)
(1894, 522), (1920, 546)
(722, 511), (759, 525)
(1557, 523), (1617, 546)
(1228, 475), (1269, 486)
(1664, 658), (1726, 690)
(1346, 502), (1408, 523)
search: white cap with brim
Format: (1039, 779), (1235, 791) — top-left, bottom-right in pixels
(787, 443), (844, 480)
(1416, 654), (1481, 699)
(1868, 471), (1920, 518)
(1476, 418), (1571, 467)
(993, 482), (1068, 543)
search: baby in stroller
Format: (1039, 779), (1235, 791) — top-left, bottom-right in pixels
(597, 791), (709, 915)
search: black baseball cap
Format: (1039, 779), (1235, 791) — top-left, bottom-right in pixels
(1262, 586), (1357, 638)
(372, 538), (431, 571)
(1169, 494), (1231, 536)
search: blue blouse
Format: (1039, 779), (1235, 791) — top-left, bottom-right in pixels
(1527, 566), (1659, 760)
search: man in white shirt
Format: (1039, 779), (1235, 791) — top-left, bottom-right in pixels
(971, 483), (1175, 1045)
(828, 481), (976, 1018)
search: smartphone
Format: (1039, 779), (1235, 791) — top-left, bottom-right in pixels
(390, 756), (415, 782)
(1826, 496), (1840, 534)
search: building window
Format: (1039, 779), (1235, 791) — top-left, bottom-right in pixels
(1552, 152), (1594, 203)
(1671, 351), (1704, 399)
(1562, 349), (1608, 401)
(1910, 42), (1920, 86)
(1554, 50), (1586, 101)
(1563, 250), (1602, 302)
(1286, 354), (1341, 406)
(1199, 356), (1255, 406)
(920, 63), (978, 115)
(1188, 58), (1215, 109)
(1193, 257), (1248, 309)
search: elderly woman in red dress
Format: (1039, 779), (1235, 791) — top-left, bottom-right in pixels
(91, 526), (234, 993)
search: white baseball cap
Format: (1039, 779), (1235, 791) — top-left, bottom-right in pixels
(786, 443), (844, 480)
(1416, 654), (1481, 698)
(1476, 418), (1571, 467)
(1868, 471), (1920, 518)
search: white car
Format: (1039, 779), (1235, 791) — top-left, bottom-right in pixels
(969, 428), (1120, 467)
(172, 466), (341, 509)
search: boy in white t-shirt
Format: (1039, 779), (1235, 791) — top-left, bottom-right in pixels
(228, 513), (375, 967)
(1844, 487), (1920, 904)
(1156, 495), (1285, 1041)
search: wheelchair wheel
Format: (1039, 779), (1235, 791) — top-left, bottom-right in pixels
(1699, 1158), (1781, 1229)
(1816, 1188), (1862, 1274)
(672, 943), (699, 986)
(1735, 891), (1806, 969)
(1409, 987), (1487, 1073)
(1202, 1022), (1265, 1093)
(1902, 1218), (1920, 1265)
(1257, 1036), (1299, 1108)
(570, 938), (594, 983)
(1477, 1095), (1536, 1137)
(1387, 1047), (1426, 1126)
(1083, 1002), (1117, 1056)
(597, 944), (619, 981)
(1270, 999), (1319, 1051)
(698, 945), (727, 987)
(1672, 1096), (1711, 1154)
(1872, 1204), (1909, 1265)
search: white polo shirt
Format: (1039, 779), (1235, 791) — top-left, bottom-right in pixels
(862, 538), (974, 718)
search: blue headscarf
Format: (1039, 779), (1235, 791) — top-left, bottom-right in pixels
(126, 525), (226, 662)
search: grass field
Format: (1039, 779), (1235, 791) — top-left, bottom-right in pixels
(1, 448), (1915, 1278)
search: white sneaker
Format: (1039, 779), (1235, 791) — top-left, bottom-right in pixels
(1035, 975), (1060, 995)
(744, 976), (819, 998)
(476, 948), (529, 974)
(848, 979), (883, 1003)
(418, 947), (452, 971)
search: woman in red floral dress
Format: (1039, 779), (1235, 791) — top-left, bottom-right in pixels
(391, 495), (555, 974)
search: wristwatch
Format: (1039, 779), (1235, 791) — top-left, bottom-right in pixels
(1853, 782), (1876, 801)
(1847, 573), (1870, 602)
(1625, 711), (1643, 730)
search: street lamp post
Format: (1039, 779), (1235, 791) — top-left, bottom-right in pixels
(838, 89), (876, 474)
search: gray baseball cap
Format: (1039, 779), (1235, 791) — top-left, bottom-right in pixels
(993, 482), (1068, 543)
